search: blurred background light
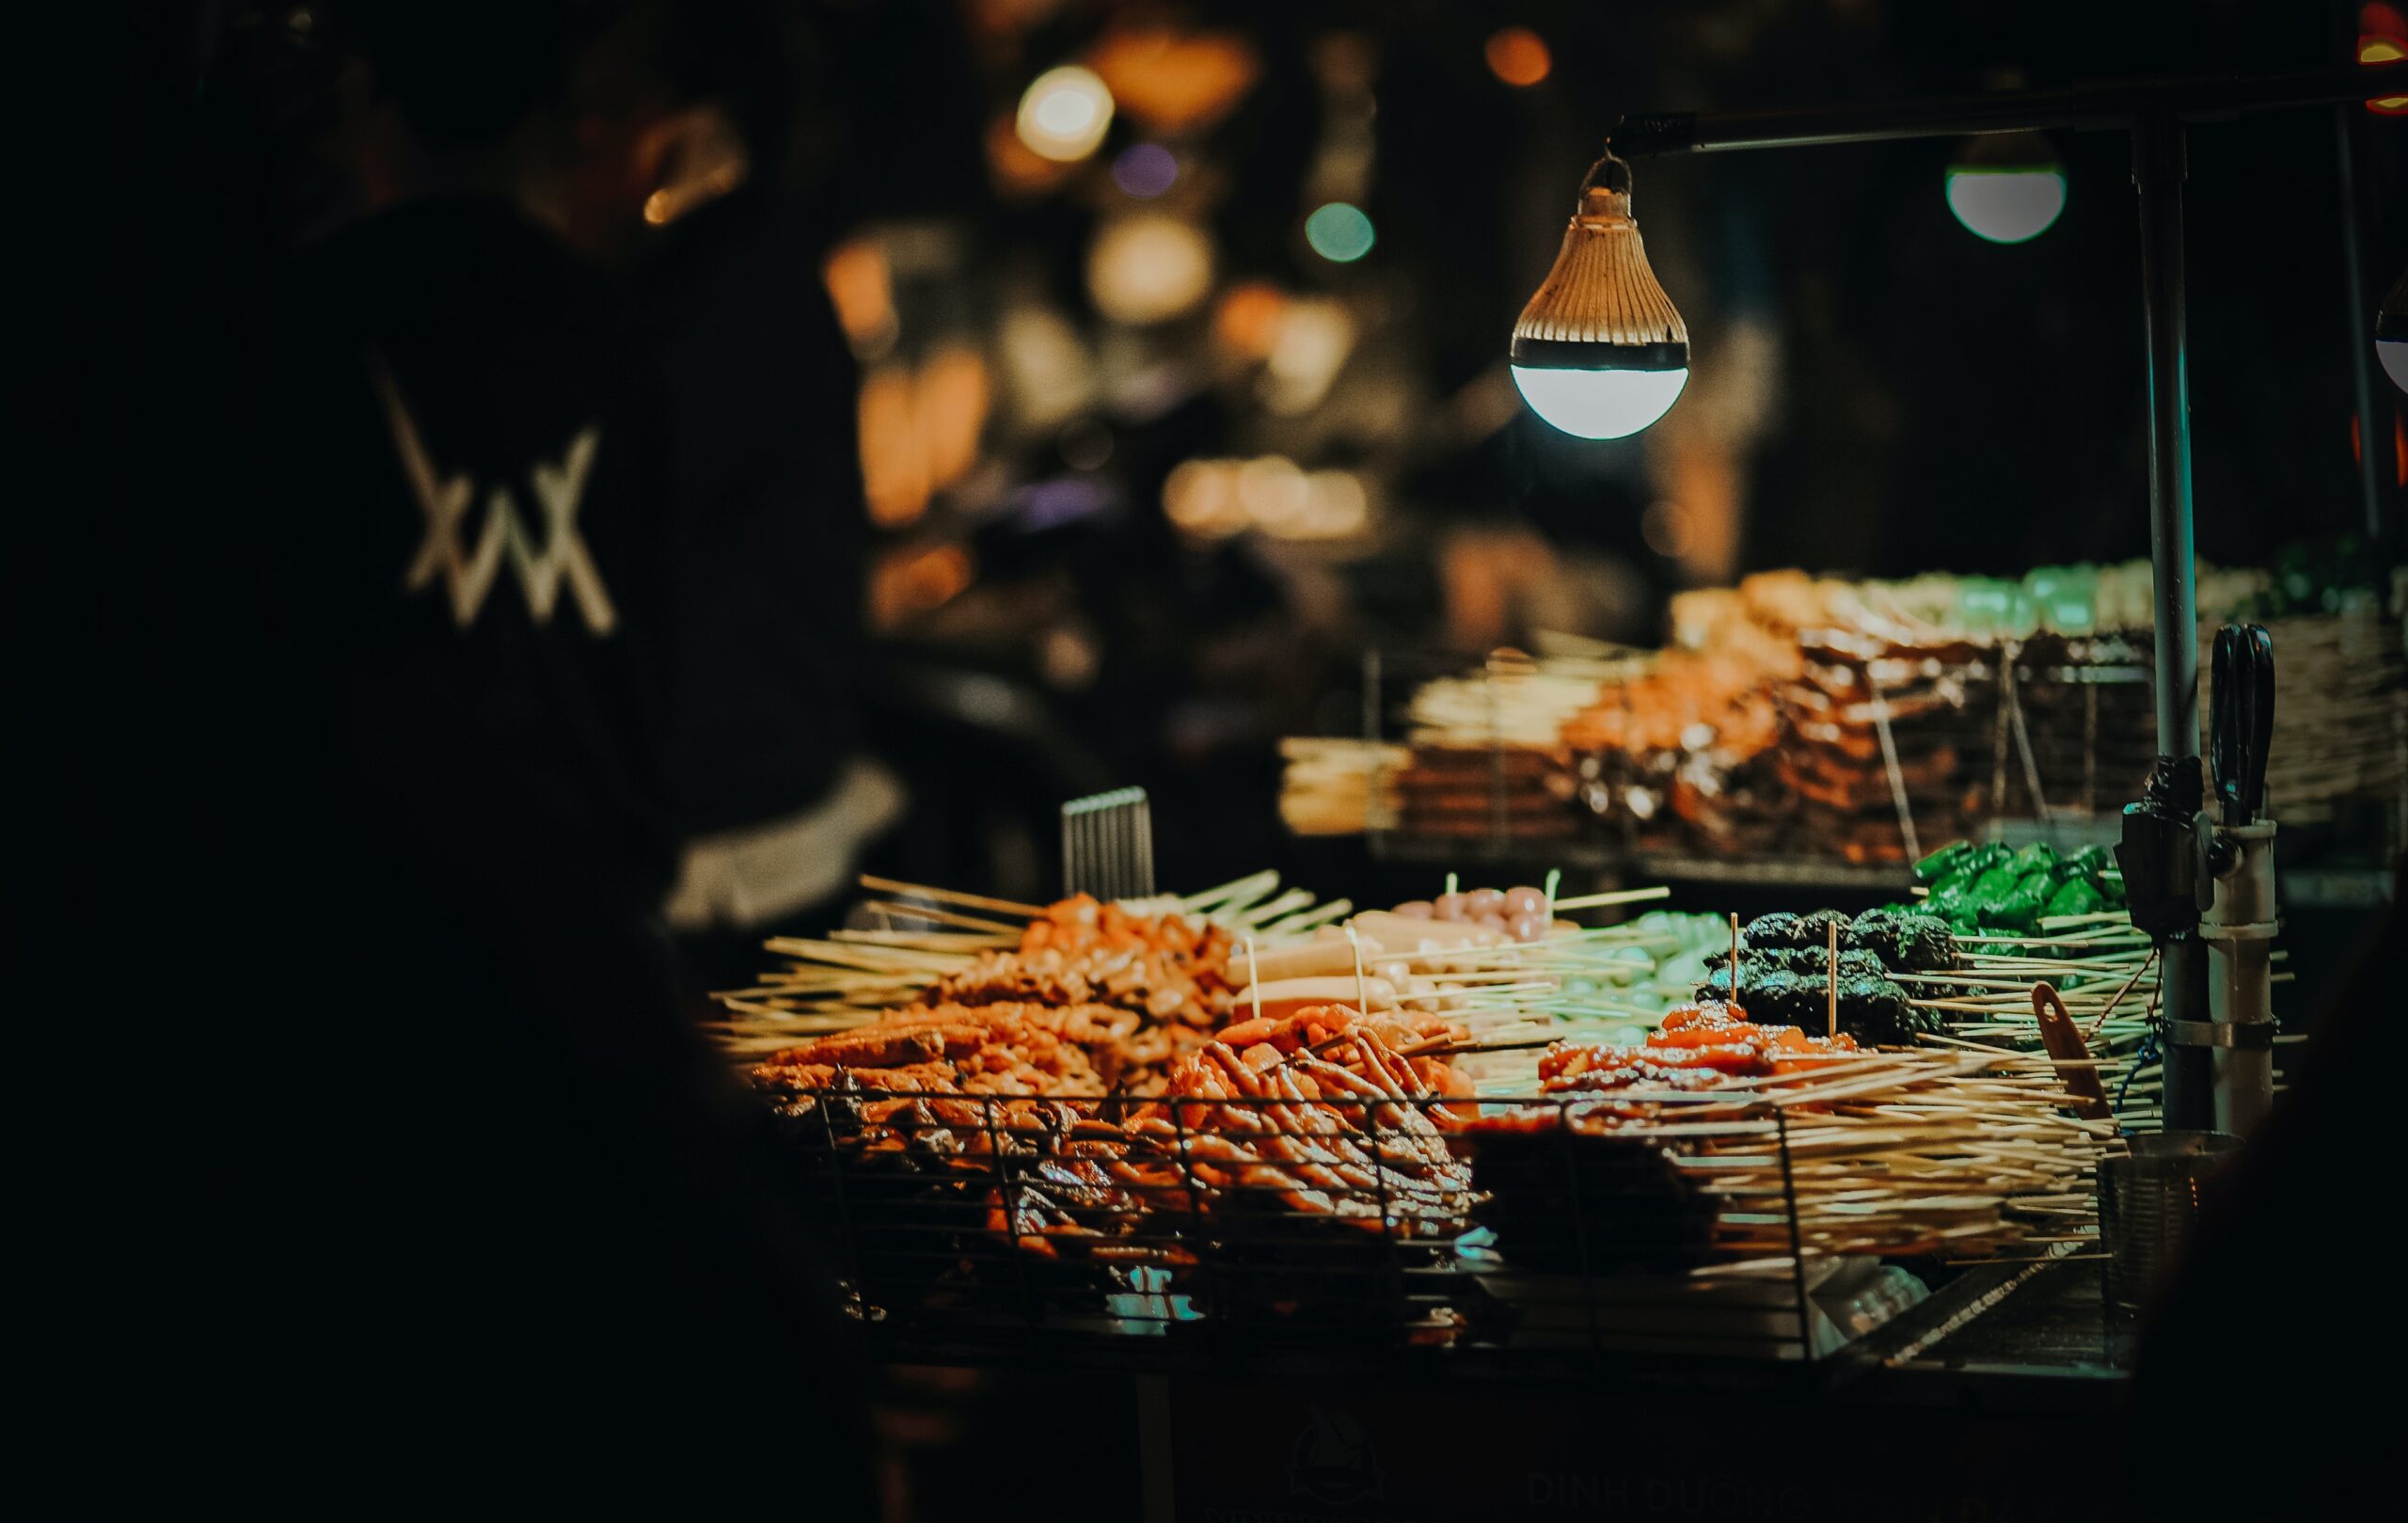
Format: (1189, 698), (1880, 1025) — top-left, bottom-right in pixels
(1086, 214), (1214, 324)
(821, 238), (898, 360)
(1213, 282), (1291, 360)
(868, 542), (975, 629)
(1112, 142), (1179, 198)
(1510, 365), (1689, 440)
(1089, 27), (1259, 135)
(1484, 27), (1551, 87)
(1261, 298), (1355, 415)
(1163, 457), (1372, 541)
(1017, 65), (1115, 162)
(1237, 455), (1310, 531)
(2363, 5), (2408, 112)
(1304, 201), (1375, 262)
(1164, 458), (1243, 539)
(859, 347), (992, 528)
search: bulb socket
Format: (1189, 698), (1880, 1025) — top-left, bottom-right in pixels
(1952, 129), (2060, 173)
(1509, 338), (1688, 371)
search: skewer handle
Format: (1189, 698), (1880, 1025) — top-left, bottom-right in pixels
(2032, 983), (2112, 1119)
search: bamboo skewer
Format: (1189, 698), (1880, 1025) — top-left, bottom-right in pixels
(856, 899), (1027, 934)
(1550, 885), (1673, 912)
(1826, 920), (1840, 1042)
(857, 874), (1042, 918)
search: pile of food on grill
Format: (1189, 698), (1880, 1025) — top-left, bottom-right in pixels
(748, 892), (1483, 1317)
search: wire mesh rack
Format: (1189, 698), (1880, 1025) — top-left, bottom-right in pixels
(770, 1083), (2038, 1368)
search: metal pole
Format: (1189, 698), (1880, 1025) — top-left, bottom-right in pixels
(2336, 103), (2385, 540)
(1607, 60), (2408, 158)
(2132, 115), (2212, 1133)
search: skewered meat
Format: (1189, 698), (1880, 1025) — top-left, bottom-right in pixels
(1845, 907), (1956, 973)
(1698, 966), (1937, 1046)
(1701, 945), (1889, 984)
(1539, 1004), (1860, 1096)
(1117, 1030), (1480, 1240)
(1740, 910), (1854, 953)
(1019, 894), (1236, 979)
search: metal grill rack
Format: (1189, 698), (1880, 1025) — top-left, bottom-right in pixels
(772, 1085), (2016, 1368)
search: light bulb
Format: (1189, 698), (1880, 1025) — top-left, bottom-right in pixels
(1017, 66), (1115, 163)
(1510, 366), (1688, 440)
(1945, 132), (2066, 244)
(1509, 153), (1690, 441)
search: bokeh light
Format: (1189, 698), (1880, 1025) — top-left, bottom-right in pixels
(1087, 214), (1214, 324)
(1164, 458), (1371, 540)
(1262, 299), (1355, 415)
(1214, 282), (1290, 359)
(1089, 27), (1259, 135)
(2365, 6), (2408, 112)
(1112, 142), (1179, 198)
(868, 542), (974, 630)
(1017, 66), (1115, 162)
(1484, 27), (1551, 87)
(859, 348), (992, 528)
(821, 238), (897, 359)
(2365, 37), (2408, 111)
(1305, 202), (1375, 262)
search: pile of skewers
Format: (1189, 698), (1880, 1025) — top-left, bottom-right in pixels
(730, 875), (2120, 1332)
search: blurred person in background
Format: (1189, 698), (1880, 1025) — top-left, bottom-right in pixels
(620, 3), (907, 998)
(36, 1), (879, 1503)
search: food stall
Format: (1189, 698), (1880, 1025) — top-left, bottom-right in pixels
(713, 846), (2178, 1516)
(709, 546), (2398, 1518)
(707, 48), (2403, 1523)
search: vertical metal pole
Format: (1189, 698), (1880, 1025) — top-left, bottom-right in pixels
(2335, 103), (2385, 540)
(2132, 115), (2213, 1132)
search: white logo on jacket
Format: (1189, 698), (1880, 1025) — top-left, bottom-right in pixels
(373, 360), (619, 635)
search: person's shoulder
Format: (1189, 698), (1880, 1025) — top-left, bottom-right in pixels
(282, 197), (616, 343)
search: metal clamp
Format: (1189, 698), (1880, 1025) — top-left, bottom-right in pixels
(2196, 917), (2282, 944)
(2161, 1018), (2278, 1050)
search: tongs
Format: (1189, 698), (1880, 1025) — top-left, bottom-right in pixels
(2209, 623), (2274, 828)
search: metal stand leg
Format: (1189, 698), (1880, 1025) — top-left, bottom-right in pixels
(2199, 821), (2280, 1135)
(2131, 115), (2213, 1132)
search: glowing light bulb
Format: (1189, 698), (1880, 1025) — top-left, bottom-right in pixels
(1945, 132), (2066, 244)
(1017, 66), (1114, 162)
(1305, 202), (1375, 262)
(1509, 366), (1688, 440)
(1945, 167), (2067, 244)
(1510, 154), (1687, 440)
